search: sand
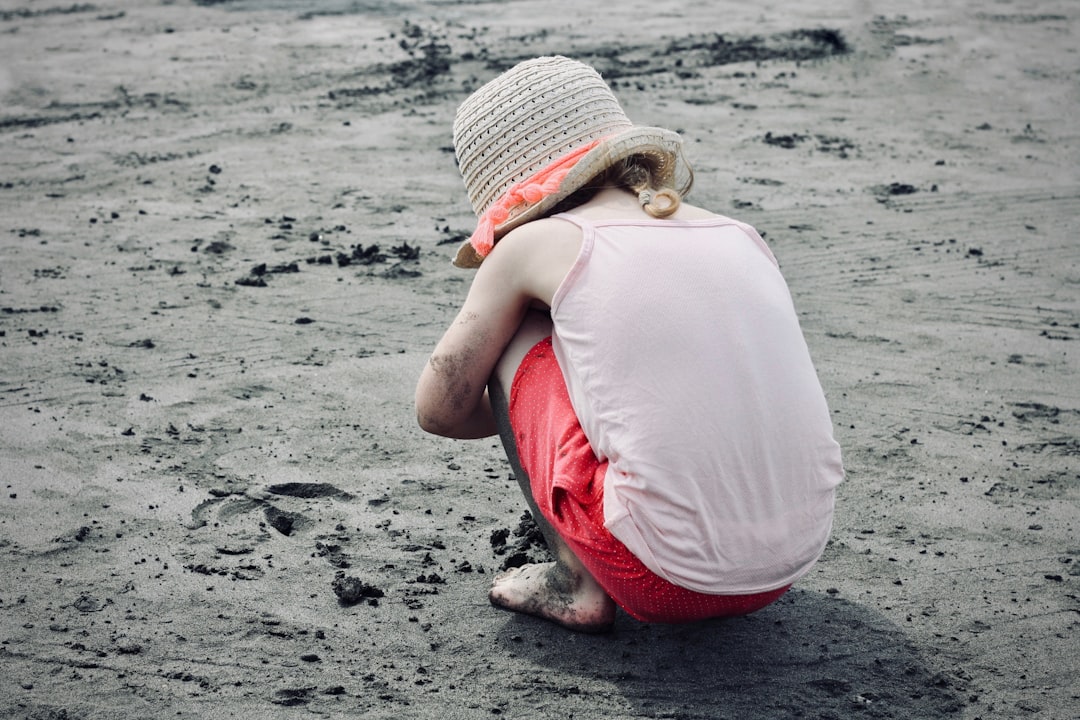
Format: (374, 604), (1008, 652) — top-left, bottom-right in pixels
(1, 0), (1077, 718)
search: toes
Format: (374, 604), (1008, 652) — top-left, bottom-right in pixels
(492, 565), (526, 583)
(488, 580), (524, 610)
(490, 566), (527, 592)
(489, 563), (548, 609)
(491, 562), (550, 586)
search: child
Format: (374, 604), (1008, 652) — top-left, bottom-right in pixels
(415, 56), (844, 632)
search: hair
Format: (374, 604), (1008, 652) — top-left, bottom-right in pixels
(548, 153), (695, 218)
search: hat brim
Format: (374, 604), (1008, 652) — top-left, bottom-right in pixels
(452, 126), (684, 269)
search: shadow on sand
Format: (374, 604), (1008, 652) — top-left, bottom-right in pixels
(493, 588), (967, 719)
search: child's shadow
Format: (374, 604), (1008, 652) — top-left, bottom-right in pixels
(493, 589), (967, 718)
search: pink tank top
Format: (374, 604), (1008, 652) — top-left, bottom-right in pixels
(550, 212), (843, 594)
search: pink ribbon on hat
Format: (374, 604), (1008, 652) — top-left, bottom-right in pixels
(468, 137), (605, 259)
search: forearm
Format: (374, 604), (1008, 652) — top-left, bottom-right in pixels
(414, 237), (536, 440)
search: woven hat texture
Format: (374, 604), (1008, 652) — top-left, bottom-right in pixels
(451, 56), (683, 268)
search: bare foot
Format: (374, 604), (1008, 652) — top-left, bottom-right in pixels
(489, 561), (616, 633)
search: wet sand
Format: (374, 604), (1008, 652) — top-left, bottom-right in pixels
(1, 0), (1077, 717)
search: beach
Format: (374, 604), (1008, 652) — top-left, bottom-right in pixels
(1, 0), (1077, 717)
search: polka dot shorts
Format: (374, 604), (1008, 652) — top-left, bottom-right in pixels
(509, 337), (789, 624)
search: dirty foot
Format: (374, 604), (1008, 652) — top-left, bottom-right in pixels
(489, 561), (616, 633)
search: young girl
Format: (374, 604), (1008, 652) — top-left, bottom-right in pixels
(415, 56), (844, 633)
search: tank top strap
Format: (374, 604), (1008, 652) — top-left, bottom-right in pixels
(551, 211), (594, 232)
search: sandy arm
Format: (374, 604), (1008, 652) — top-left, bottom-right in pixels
(414, 240), (532, 439)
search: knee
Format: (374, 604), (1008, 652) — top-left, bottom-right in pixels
(493, 309), (552, 393)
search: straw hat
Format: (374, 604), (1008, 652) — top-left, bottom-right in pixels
(451, 56), (684, 268)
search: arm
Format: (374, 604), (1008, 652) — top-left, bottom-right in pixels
(414, 235), (533, 439)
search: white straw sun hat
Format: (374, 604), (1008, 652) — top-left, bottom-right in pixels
(451, 55), (685, 268)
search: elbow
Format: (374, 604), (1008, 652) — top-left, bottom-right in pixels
(416, 408), (445, 436)
(416, 373), (488, 438)
(415, 371), (471, 437)
(417, 411), (463, 438)
(415, 395), (454, 437)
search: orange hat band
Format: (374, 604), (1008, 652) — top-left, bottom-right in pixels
(466, 138), (604, 259)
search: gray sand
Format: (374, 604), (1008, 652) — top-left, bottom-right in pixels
(1, 1), (1077, 717)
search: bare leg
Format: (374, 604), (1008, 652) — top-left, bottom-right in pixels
(488, 310), (616, 633)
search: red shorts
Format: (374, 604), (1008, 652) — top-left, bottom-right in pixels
(508, 337), (789, 623)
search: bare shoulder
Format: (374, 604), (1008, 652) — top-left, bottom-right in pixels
(487, 217), (583, 307)
(500, 215), (584, 248)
